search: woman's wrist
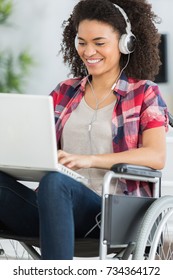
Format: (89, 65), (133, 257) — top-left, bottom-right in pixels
(90, 154), (112, 169)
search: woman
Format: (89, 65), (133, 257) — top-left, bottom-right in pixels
(0, 0), (169, 259)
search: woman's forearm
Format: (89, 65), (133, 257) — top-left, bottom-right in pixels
(91, 146), (166, 170)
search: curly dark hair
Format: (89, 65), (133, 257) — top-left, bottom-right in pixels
(60, 0), (161, 81)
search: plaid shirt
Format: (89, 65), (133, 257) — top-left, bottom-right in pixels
(50, 73), (168, 196)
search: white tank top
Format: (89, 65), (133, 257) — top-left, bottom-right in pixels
(61, 97), (117, 195)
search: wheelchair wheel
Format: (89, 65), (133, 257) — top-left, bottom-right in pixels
(0, 239), (33, 259)
(133, 195), (173, 260)
(0, 239), (40, 260)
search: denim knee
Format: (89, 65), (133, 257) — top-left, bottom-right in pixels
(37, 172), (72, 201)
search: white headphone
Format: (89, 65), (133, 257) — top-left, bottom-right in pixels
(113, 4), (136, 54)
(75, 3), (136, 55)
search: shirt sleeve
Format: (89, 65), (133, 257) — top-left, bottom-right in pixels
(140, 84), (169, 132)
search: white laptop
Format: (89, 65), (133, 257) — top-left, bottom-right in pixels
(0, 93), (86, 183)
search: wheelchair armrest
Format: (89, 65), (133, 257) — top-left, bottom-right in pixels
(111, 163), (162, 178)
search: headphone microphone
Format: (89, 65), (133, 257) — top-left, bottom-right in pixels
(74, 3), (136, 55)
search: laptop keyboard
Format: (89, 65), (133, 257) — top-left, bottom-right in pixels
(58, 164), (88, 185)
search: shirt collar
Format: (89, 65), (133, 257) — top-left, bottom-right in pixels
(73, 76), (88, 93)
(113, 72), (130, 97)
(73, 72), (130, 97)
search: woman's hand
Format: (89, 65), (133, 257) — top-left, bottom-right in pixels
(58, 150), (93, 170)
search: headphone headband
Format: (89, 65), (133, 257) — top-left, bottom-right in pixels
(113, 4), (132, 34)
(113, 3), (136, 54)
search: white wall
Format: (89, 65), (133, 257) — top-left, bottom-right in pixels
(149, 0), (173, 112)
(1, 0), (173, 112)
(0, 0), (78, 95)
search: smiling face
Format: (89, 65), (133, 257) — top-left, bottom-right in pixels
(76, 19), (121, 79)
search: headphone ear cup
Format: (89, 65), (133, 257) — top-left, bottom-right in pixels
(119, 33), (136, 54)
(74, 35), (78, 50)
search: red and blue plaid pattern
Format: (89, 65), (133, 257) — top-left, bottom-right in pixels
(50, 73), (168, 196)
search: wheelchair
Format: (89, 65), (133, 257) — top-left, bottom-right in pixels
(0, 113), (173, 260)
(99, 164), (173, 260)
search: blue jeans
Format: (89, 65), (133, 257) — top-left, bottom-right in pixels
(0, 171), (39, 236)
(0, 171), (101, 259)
